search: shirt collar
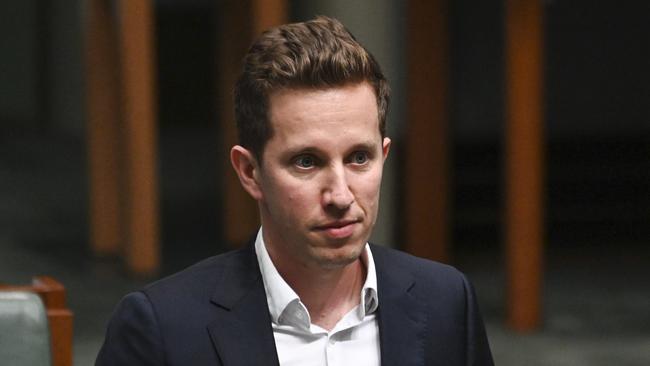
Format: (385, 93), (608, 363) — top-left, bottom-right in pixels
(254, 228), (379, 327)
(360, 242), (379, 315)
(255, 228), (301, 325)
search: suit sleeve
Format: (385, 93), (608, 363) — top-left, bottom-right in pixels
(461, 274), (495, 366)
(95, 291), (165, 366)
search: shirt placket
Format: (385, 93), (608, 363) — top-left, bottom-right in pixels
(325, 333), (339, 366)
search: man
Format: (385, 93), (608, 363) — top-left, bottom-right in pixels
(96, 16), (493, 366)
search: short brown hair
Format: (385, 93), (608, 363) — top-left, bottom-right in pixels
(234, 16), (390, 160)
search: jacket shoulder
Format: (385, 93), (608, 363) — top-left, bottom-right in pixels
(142, 246), (254, 304)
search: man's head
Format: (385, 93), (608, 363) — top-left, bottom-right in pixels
(234, 16), (390, 161)
(231, 17), (391, 272)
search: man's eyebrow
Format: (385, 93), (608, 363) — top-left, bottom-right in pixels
(283, 140), (380, 157)
(349, 140), (379, 151)
(282, 145), (325, 157)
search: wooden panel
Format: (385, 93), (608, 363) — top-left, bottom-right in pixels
(117, 0), (160, 275)
(33, 277), (74, 366)
(47, 309), (74, 366)
(404, 0), (450, 263)
(85, 0), (123, 257)
(504, 0), (545, 331)
(32, 276), (67, 308)
(218, 0), (287, 246)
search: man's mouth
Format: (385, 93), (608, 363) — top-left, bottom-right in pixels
(313, 219), (360, 239)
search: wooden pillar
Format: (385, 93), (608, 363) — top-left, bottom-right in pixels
(85, 0), (123, 257)
(218, 0), (287, 246)
(504, 0), (544, 331)
(117, 0), (160, 275)
(252, 0), (288, 35)
(404, 0), (450, 263)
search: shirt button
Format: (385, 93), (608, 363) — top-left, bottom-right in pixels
(329, 338), (336, 345)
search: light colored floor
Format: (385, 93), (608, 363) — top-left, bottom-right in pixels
(469, 258), (650, 366)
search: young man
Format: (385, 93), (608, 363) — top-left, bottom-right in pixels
(96, 16), (493, 366)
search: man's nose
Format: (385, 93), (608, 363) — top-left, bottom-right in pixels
(322, 166), (354, 210)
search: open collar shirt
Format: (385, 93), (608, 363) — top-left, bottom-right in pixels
(254, 228), (381, 366)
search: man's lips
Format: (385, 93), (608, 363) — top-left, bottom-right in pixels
(313, 220), (361, 239)
(314, 219), (359, 230)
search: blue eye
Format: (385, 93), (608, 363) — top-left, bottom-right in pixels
(352, 151), (369, 165)
(295, 155), (315, 168)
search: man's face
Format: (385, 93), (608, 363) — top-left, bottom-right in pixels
(256, 82), (390, 271)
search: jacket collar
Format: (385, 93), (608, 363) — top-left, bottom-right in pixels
(371, 244), (427, 366)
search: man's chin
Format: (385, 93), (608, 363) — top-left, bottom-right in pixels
(309, 245), (365, 269)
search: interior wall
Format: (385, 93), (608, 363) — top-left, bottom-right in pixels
(0, 1), (39, 128)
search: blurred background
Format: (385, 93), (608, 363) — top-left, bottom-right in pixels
(1, 0), (648, 365)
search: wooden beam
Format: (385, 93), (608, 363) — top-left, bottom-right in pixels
(504, 0), (544, 331)
(117, 0), (160, 275)
(218, 0), (287, 246)
(85, 0), (123, 257)
(404, 0), (451, 263)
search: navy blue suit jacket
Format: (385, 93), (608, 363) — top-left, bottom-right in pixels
(96, 244), (494, 365)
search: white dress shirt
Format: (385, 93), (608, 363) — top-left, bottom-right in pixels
(255, 229), (381, 366)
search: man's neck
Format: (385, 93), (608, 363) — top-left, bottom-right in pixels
(281, 258), (366, 331)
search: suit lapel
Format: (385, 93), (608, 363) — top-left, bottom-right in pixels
(207, 246), (279, 366)
(372, 245), (426, 366)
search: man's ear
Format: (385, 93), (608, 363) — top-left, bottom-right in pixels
(382, 137), (392, 161)
(230, 145), (263, 201)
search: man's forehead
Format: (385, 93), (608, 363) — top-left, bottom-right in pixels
(268, 82), (376, 106)
(268, 83), (377, 119)
(269, 96), (379, 139)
